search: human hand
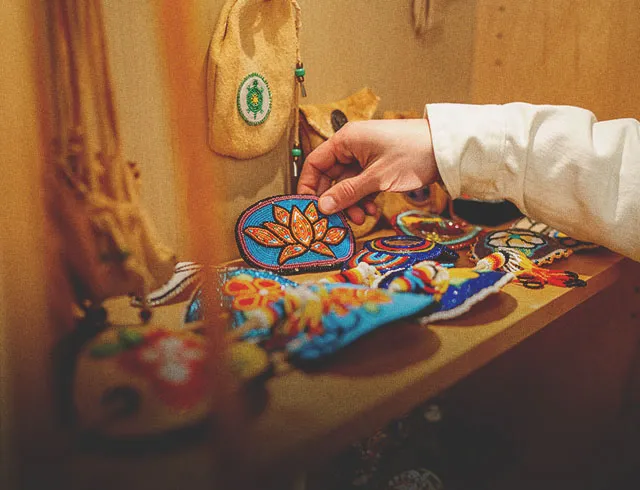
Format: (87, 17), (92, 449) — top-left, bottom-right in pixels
(296, 119), (439, 224)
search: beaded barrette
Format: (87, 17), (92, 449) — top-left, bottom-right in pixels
(236, 195), (355, 274)
(511, 216), (599, 252)
(471, 228), (572, 266)
(319, 262), (382, 287)
(392, 210), (482, 250)
(343, 249), (416, 274)
(343, 235), (459, 274)
(364, 235), (458, 262)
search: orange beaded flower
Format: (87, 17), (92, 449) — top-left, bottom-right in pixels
(223, 275), (288, 327)
(243, 202), (347, 265)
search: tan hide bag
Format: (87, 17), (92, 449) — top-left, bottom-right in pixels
(207, 0), (303, 159)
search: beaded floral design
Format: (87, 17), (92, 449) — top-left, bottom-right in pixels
(244, 201), (347, 265)
(91, 328), (207, 410)
(284, 285), (435, 362)
(237, 196), (354, 273)
(223, 274), (289, 328)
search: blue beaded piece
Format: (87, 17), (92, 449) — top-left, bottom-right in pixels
(224, 267), (299, 287)
(285, 283), (436, 362)
(343, 249), (416, 274)
(421, 270), (513, 324)
(184, 289), (203, 324)
(236, 195), (355, 274)
(364, 235), (459, 264)
(222, 268), (298, 334)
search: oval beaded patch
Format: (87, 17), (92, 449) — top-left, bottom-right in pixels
(471, 228), (572, 266)
(392, 210), (482, 250)
(237, 73), (271, 126)
(236, 195), (355, 274)
(364, 235), (459, 264)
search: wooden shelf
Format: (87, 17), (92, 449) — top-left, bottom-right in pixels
(69, 242), (630, 489)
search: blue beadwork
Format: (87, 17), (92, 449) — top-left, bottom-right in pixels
(285, 283), (436, 362)
(363, 235), (459, 264)
(184, 289), (203, 324)
(236, 195), (355, 274)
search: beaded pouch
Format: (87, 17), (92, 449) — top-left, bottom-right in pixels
(222, 268), (298, 334)
(236, 195), (355, 274)
(511, 216), (599, 252)
(74, 326), (211, 438)
(471, 229), (572, 266)
(223, 273), (435, 362)
(207, 0), (303, 159)
(392, 210), (482, 250)
(283, 283), (436, 362)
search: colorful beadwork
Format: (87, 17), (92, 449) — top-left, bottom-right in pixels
(365, 235), (459, 264)
(89, 327), (207, 410)
(392, 210), (482, 250)
(222, 268), (298, 331)
(420, 268), (514, 324)
(320, 262), (382, 286)
(237, 73), (271, 126)
(475, 248), (587, 289)
(184, 288), (203, 324)
(131, 262), (203, 308)
(377, 261), (450, 301)
(511, 216), (599, 251)
(343, 249), (416, 274)
(471, 229), (572, 266)
(283, 284), (436, 362)
(236, 195), (355, 274)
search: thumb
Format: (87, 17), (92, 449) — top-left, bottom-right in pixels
(318, 173), (379, 215)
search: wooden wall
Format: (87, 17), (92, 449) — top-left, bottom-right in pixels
(472, 0), (640, 120)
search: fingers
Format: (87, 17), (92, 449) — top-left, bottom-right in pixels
(346, 194), (377, 224)
(296, 125), (357, 195)
(346, 205), (366, 225)
(318, 172), (379, 215)
(362, 195), (378, 216)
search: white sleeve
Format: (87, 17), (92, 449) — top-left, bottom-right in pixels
(426, 102), (640, 262)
